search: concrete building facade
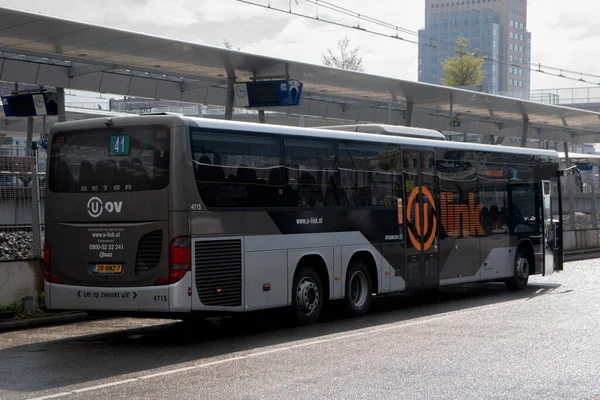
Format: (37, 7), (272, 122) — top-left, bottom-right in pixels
(419, 0), (530, 99)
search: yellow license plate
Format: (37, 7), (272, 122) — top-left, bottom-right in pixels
(93, 264), (123, 274)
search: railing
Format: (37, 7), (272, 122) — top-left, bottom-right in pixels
(65, 102), (111, 110)
(529, 93), (559, 105)
(497, 91), (531, 101)
(530, 87), (600, 105)
(65, 99), (266, 116)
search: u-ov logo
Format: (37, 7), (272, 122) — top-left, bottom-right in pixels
(87, 197), (104, 218)
(87, 197), (123, 218)
(406, 186), (437, 251)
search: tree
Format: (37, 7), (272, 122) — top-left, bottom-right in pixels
(441, 37), (487, 87)
(223, 39), (241, 51)
(322, 36), (365, 72)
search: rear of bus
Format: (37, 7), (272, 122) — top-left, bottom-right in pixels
(44, 116), (192, 315)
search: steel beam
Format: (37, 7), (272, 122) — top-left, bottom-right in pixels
(68, 64), (115, 78)
(180, 80), (216, 92)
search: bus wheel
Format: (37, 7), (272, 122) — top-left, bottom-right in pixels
(506, 249), (530, 291)
(291, 266), (323, 326)
(344, 261), (372, 317)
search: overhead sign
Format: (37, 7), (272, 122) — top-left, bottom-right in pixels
(576, 162), (593, 171)
(234, 79), (303, 108)
(1, 92), (59, 117)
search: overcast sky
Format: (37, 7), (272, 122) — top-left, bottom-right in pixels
(0, 0), (599, 96)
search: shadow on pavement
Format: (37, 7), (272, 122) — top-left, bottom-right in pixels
(0, 282), (562, 395)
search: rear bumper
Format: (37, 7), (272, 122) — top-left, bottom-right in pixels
(45, 272), (192, 313)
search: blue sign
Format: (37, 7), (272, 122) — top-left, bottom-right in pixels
(576, 162), (593, 171)
(511, 169), (520, 181)
(234, 80), (303, 108)
(2, 93), (58, 117)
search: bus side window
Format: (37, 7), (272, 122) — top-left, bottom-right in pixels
(283, 138), (336, 208)
(267, 167), (285, 207)
(339, 141), (398, 207)
(189, 130), (283, 208)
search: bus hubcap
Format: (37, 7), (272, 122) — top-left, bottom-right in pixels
(349, 271), (368, 308)
(517, 256), (529, 280)
(296, 278), (319, 315)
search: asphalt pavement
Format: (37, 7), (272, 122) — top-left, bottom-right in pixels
(0, 258), (599, 400)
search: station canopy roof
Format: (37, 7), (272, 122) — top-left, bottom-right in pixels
(1, 6), (600, 144)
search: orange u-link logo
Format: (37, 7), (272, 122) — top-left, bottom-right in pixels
(406, 186), (437, 251)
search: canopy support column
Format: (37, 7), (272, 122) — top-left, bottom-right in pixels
(25, 117), (33, 151)
(56, 88), (66, 123)
(520, 118), (529, 147)
(404, 102), (414, 127)
(225, 77), (236, 121)
(589, 170), (598, 230)
(563, 142), (577, 230)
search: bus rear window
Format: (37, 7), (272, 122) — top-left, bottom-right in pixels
(48, 126), (170, 193)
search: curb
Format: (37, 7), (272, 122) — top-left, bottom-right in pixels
(0, 311), (90, 333)
(564, 248), (600, 262)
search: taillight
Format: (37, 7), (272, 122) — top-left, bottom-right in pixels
(43, 240), (62, 283)
(155, 236), (191, 285)
(43, 240), (50, 281)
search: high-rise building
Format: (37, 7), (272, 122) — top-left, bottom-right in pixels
(418, 0), (530, 99)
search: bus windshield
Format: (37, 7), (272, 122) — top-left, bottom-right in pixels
(48, 126), (170, 193)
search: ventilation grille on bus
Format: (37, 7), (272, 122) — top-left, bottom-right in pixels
(135, 230), (163, 274)
(195, 239), (242, 307)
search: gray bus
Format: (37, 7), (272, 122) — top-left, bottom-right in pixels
(44, 115), (565, 325)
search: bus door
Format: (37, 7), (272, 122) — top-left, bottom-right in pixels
(403, 150), (439, 290)
(552, 180), (564, 271)
(543, 180), (563, 273)
(508, 182), (544, 274)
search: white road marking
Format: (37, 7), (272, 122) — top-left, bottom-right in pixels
(26, 286), (591, 400)
(28, 393), (71, 400)
(71, 379), (137, 393)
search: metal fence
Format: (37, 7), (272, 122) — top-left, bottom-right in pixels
(530, 87), (600, 105)
(559, 158), (600, 231)
(0, 148), (45, 262)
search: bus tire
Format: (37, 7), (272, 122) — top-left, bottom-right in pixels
(344, 260), (373, 318)
(505, 248), (530, 291)
(291, 265), (323, 326)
